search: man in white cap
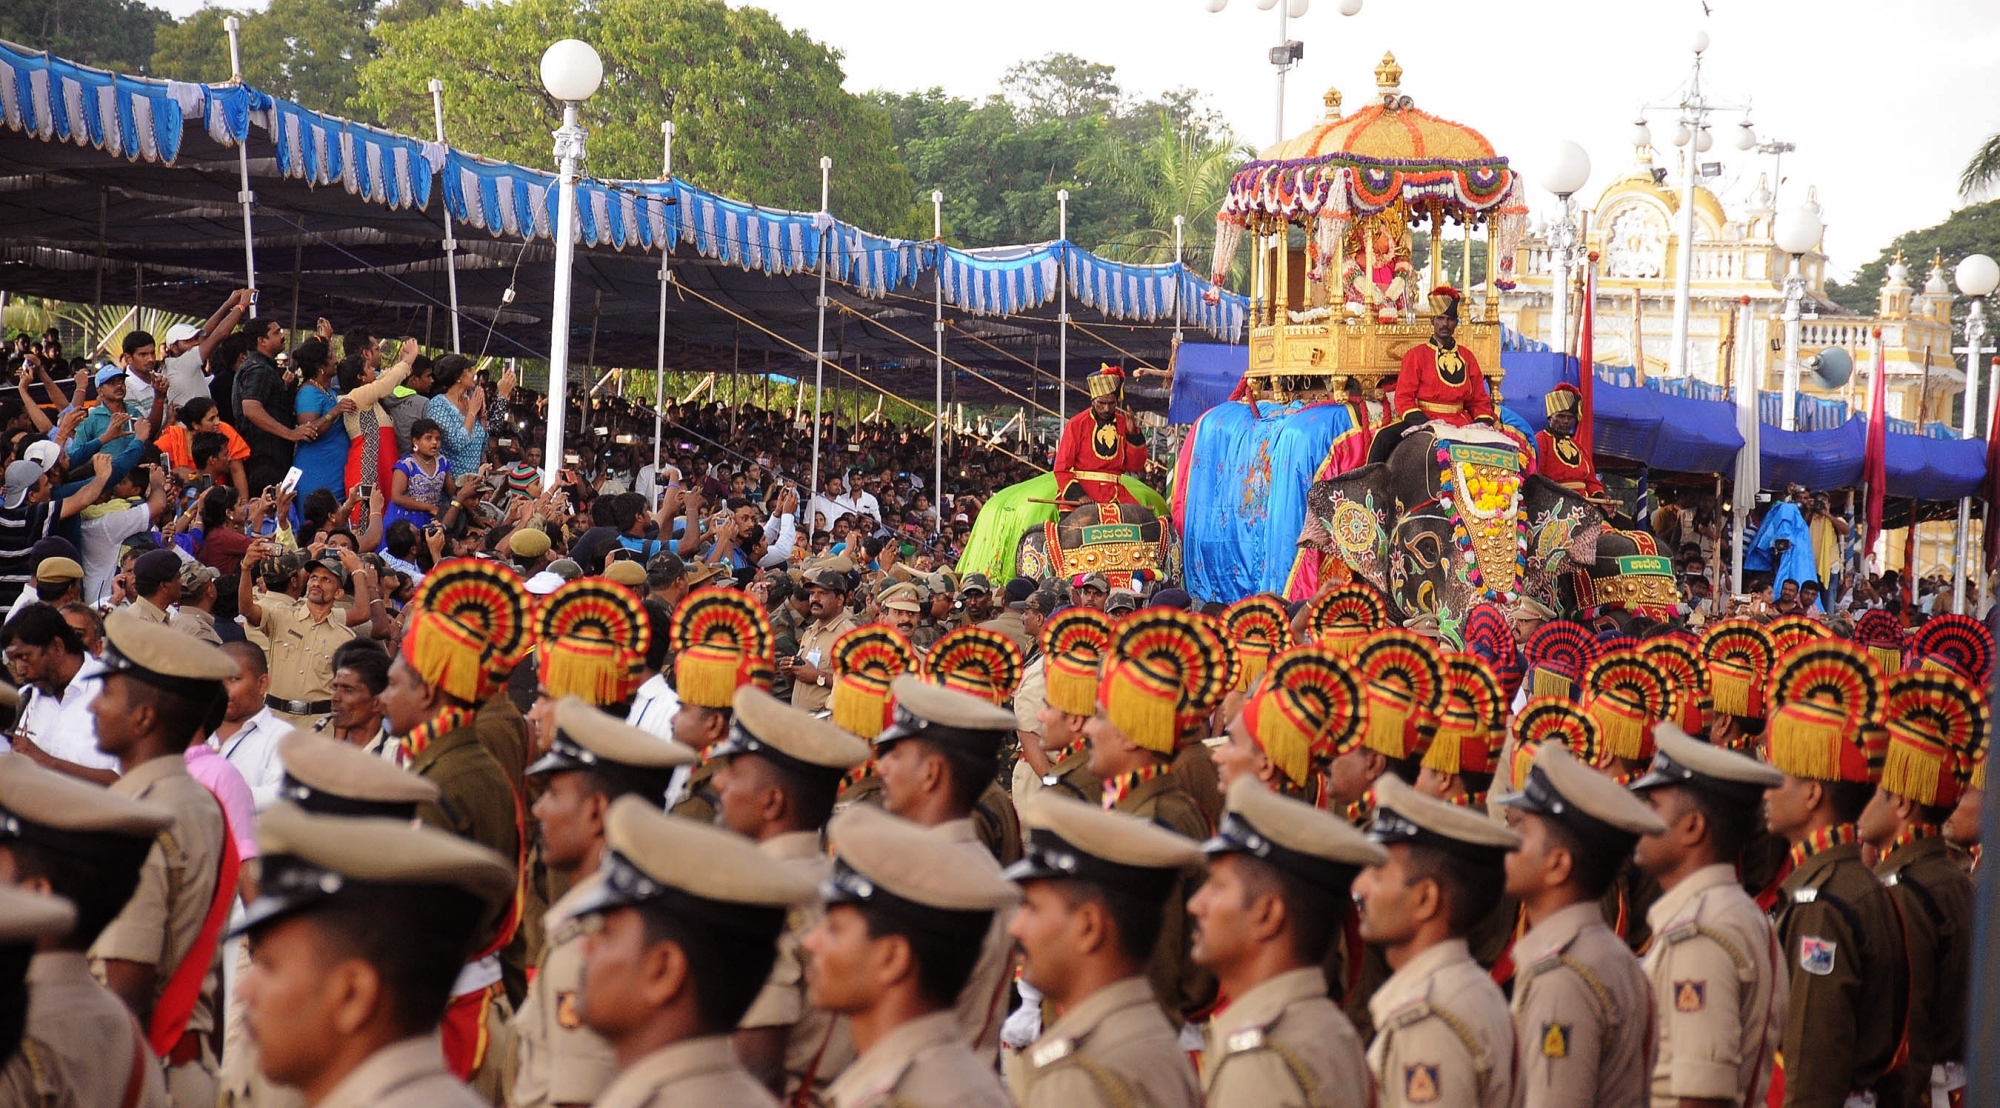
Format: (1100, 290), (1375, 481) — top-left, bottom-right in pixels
(151, 289), (250, 412)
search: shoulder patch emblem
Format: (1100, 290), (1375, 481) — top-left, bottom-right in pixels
(1798, 936), (1837, 976)
(1225, 1027), (1265, 1053)
(1541, 1022), (1570, 1059)
(556, 991), (582, 1030)
(1404, 1063), (1441, 1104)
(1673, 980), (1705, 1013)
(1792, 886), (1819, 904)
(1030, 1037), (1075, 1068)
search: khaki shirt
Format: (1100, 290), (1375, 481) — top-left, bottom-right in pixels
(669, 760), (720, 825)
(593, 1034), (777, 1108)
(15, 951), (169, 1108)
(170, 605), (224, 647)
(1642, 863), (1784, 1108)
(130, 596), (170, 625)
(316, 1035), (488, 1108)
(1013, 655), (1046, 736)
(90, 754), (227, 1040)
(1203, 966), (1367, 1108)
(823, 1010), (1009, 1108)
(1509, 901), (1653, 1108)
(513, 875), (617, 1108)
(932, 819), (1018, 1060)
(1009, 976), (1200, 1108)
(976, 610), (1031, 654)
(258, 595), (357, 705)
(1774, 841), (1908, 1108)
(738, 831), (852, 1104)
(1367, 938), (1515, 1108)
(792, 613), (858, 713)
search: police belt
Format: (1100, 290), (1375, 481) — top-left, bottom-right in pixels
(267, 695), (333, 716)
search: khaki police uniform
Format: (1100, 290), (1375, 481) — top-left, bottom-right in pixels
(1499, 745), (1664, 1108)
(1199, 778), (1384, 1108)
(231, 801), (514, 1108)
(669, 760), (721, 824)
(1004, 792), (1203, 1108)
(1628, 725), (1787, 1108)
(562, 794), (819, 1108)
(513, 700), (695, 1108)
(0, 889), (90, 1108)
(130, 596), (171, 624)
(257, 595), (357, 725)
(1363, 777), (1520, 1108)
(976, 608), (1031, 654)
(932, 818), (1019, 1058)
(817, 803), (1018, 1108)
(0, 756), (174, 1108)
(793, 610), (859, 714)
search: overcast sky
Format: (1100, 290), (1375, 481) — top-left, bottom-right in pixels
(152, 0), (2000, 276)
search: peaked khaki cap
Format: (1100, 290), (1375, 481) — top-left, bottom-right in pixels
(528, 696), (699, 778)
(277, 731), (439, 811)
(578, 794), (818, 913)
(824, 804), (1018, 912)
(0, 885), (73, 945)
(240, 801), (514, 935)
(1367, 774), (1522, 861)
(714, 686), (870, 776)
(1206, 776), (1387, 887)
(102, 607), (237, 686)
(1006, 790), (1204, 893)
(1628, 720), (1784, 802)
(1500, 741), (1669, 839)
(0, 755), (172, 840)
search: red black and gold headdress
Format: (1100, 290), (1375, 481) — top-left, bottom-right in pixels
(1523, 621), (1595, 701)
(670, 589), (775, 709)
(1511, 696), (1602, 789)
(402, 558), (531, 703)
(1583, 647), (1678, 762)
(536, 579), (651, 705)
(828, 626), (918, 740)
(1225, 595), (1293, 689)
(1767, 640), (1885, 784)
(1355, 630), (1442, 762)
(926, 626), (1024, 707)
(1766, 614), (1828, 657)
(1879, 669), (1987, 809)
(1855, 609), (1907, 673)
(1641, 632), (1708, 735)
(1702, 619), (1774, 720)
(1306, 584), (1387, 658)
(1240, 647), (1364, 791)
(1462, 602), (1523, 702)
(1087, 363), (1125, 400)
(1422, 653), (1505, 779)
(1042, 607), (1113, 718)
(1099, 611), (1225, 754)
(1189, 611), (1242, 700)
(1910, 613), (1994, 686)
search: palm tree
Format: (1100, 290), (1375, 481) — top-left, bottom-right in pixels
(1088, 113), (1251, 281)
(1960, 133), (2000, 199)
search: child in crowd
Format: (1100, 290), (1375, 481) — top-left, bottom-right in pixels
(383, 417), (452, 535)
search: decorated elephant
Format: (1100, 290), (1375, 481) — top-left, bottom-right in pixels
(1296, 421), (1681, 644)
(1015, 500), (1170, 589)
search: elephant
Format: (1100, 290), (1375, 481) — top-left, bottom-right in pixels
(1015, 499), (1169, 589)
(1296, 422), (1682, 645)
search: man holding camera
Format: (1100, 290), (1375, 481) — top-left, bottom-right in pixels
(238, 543), (382, 726)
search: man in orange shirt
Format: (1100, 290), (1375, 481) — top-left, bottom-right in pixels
(154, 397), (250, 499)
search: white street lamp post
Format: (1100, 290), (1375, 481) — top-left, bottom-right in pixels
(538, 39), (604, 491)
(1951, 253), (1999, 612)
(1773, 205), (1823, 431)
(933, 189), (945, 538)
(1539, 141), (1591, 357)
(1204, 0), (1362, 147)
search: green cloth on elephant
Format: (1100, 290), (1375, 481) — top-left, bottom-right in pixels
(955, 473), (1168, 585)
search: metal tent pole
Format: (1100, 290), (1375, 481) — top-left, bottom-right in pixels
(429, 80), (463, 354)
(224, 18), (257, 299)
(653, 122), (673, 503)
(810, 156), (831, 497)
(1058, 188), (1070, 423)
(933, 189), (946, 538)
(1953, 297), (1989, 612)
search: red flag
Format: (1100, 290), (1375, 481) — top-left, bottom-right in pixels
(1862, 328), (1888, 560)
(1985, 356), (2000, 573)
(1576, 253), (1597, 459)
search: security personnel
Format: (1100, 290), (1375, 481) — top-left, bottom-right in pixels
(1211, 647), (1364, 801)
(233, 802), (514, 1107)
(666, 588), (775, 823)
(710, 686), (870, 1103)
(0, 886), (83, 1105)
(808, 804), (1018, 1108)
(0, 755), (172, 1108)
(1027, 609), (1112, 808)
(1003, 792), (1202, 1108)
(922, 627), (1026, 867)
(514, 698), (696, 1108)
(788, 568), (860, 714)
(570, 796), (819, 1107)
(1860, 672), (1983, 1108)
(824, 624), (918, 810)
(88, 608), (239, 1107)
(1355, 775), (1521, 1108)
(1498, 742), (1665, 1108)
(872, 674), (1025, 1061)
(1761, 645), (1909, 1108)
(1193, 777), (1385, 1108)
(1627, 722), (1786, 1108)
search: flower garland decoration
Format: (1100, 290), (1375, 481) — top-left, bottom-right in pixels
(1435, 445), (1527, 603)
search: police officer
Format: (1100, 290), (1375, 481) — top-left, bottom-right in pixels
(1003, 792), (1202, 1108)
(514, 698), (696, 1108)
(0, 755), (172, 1107)
(0, 886), (81, 1104)
(1355, 775), (1521, 1108)
(233, 802), (513, 1107)
(1192, 777), (1385, 1108)
(569, 795), (818, 1106)
(89, 608), (239, 1107)
(1628, 722), (1786, 1108)
(666, 589), (775, 823)
(709, 686), (869, 1102)
(1499, 742), (1665, 1108)
(807, 804), (1017, 1108)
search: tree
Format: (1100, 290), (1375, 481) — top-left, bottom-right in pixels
(1088, 111), (1249, 265)
(1, 0), (170, 73)
(153, 0), (453, 119)
(1961, 133), (2000, 200)
(1824, 199), (2000, 336)
(150, 7), (237, 85)
(1001, 53), (1120, 123)
(356, 0), (919, 234)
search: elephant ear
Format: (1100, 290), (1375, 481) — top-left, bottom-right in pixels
(1303, 466), (1393, 597)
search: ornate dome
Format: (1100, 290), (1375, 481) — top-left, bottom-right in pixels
(1259, 52), (1499, 164)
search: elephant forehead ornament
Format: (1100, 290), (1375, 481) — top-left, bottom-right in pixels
(1434, 440), (1529, 603)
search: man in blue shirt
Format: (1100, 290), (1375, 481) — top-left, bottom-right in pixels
(68, 366), (147, 465)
